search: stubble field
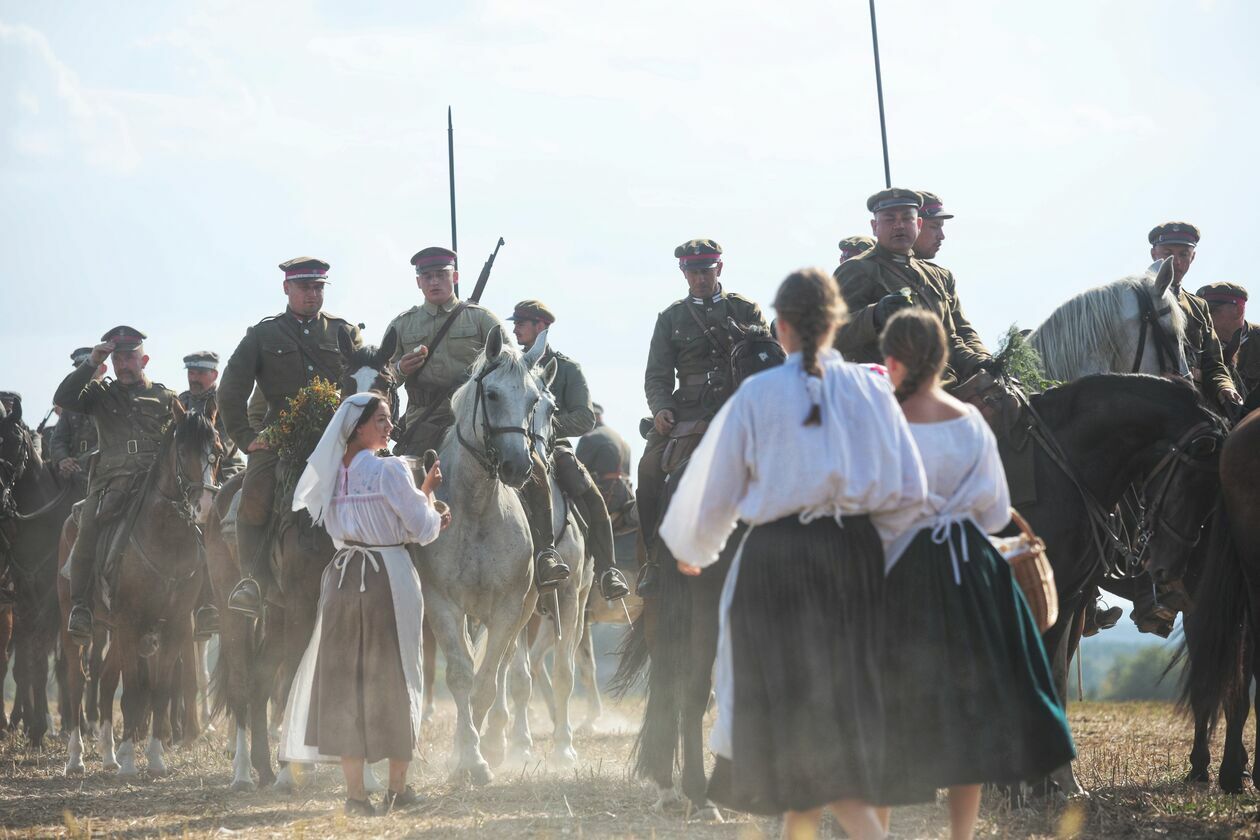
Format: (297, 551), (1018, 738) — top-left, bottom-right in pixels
(2, 700), (1259, 838)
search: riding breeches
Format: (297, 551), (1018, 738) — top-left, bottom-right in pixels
(68, 490), (103, 607)
(238, 447), (279, 527)
(635, 430), (670, 552)
(554, 447), (616, 577)
(520, 451), (557, 555)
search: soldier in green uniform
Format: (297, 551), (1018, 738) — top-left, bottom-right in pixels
(835, 234), (875, 272)
(179, 351), (244, 480)
(834, 188), (994, 385)
(576, 402), (636, 533)
(509, 300), (630, 600)
(49, 347), (100, 488)
(636, 239), (769, 595)
(1148, 223), (1242, 414)
(1198, 282), (1260, 398)
(386, 247), (570, 590)
(218, 257), (364, 616)
(56, 326), (177, 642)
(912, 191), (992, 363)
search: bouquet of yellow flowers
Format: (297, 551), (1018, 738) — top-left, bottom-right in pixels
(257, 378), (341, 464)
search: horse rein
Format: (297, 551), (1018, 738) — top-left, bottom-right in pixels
(454, 361), (537, 480)
(1136, 420), (1222, 552)
(1131, 286), (1181, 375)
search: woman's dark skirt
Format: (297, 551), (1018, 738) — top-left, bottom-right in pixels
(878, 521), (1076, 805)
(707, 514), (886, 815)
(305, 553), (414, 763)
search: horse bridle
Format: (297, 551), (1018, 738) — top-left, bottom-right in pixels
(156, 419), (223, 528)
(1131, 286), (1181, 375)
(454, 361), (537, 479)
(1134, 420), (1222, 554)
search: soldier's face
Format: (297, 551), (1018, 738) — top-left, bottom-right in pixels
(111, 347), (148, 384)
(417, 268), (457, 305)
(284, 280), (325, 317)
(512, 318), (546, 350)
(914, 218), (946, 259)
(682, 263), (722, 298)
(1208, 302), (1245, 341)
(1151, 244), (1196, 283)
(871, 208), (922, 254)
(186, 368), (218, 395)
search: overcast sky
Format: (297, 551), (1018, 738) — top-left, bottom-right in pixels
(3, 0), (1257, 463)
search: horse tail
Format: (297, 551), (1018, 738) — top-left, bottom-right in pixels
(609, 611), (649, 697)
(1177, 505), (1247, 727)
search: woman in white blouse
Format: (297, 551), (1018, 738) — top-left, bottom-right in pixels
(660, 268), (926, 839)
(281, 393), (450, 816)
(874, 311), (1074, 840)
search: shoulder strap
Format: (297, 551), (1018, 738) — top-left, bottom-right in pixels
(409, 301), (471, 383)
(684, 299), (731, 356)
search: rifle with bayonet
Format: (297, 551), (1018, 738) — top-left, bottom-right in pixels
(470, 237), (505, 304)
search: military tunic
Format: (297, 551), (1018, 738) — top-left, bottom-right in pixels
(385, 297), (502, 455)
(178, 385), (244, 480)
(541, 348), (595, 441)
(921, 260), (991, 361)
(833, 245), (989, 387)
(1175, 289), (1235, 409)
(1222, 321), (1260, 398)
(49, 409), (98, 472)
(218, 309), (363, 524)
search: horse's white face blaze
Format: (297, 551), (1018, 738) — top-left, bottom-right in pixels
(351, 365), (377, 395)
(532, 388), (556, 460)
(480, 361), (540, 486)
(192, 442), (216, 524)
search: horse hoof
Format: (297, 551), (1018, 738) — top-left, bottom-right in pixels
(691, 805), (723, 823)
(469, 763), (494, 787)
(1220, 777), (1245, 795)
(550, 748), (578, 770)
(651, 791), (685, 814)
(149, 765), (171, 778)
(273, 779), (294, 794)
(422, 704), (436, 723)
(506, 747), (534, 766)
(230, 778), (257, 792)
(64, 762), (85, 777)
(102, 760), (120, 772)
(117, 767), (138, 779)
(1185, 768), (1211, 784)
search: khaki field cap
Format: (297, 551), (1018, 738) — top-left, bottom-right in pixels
(1148, 222), (1201, 248)
(675, 239), (723, 269)
(866, 188), (923, 214)
(411, 246), (458, 274)
(100, 325), (147, 350)
(917, 190), (953, 220)
(183, 350), (221, 371)
(508, 300), (556, 325)
(1196, 282), (1248, 306)
(838, 235), (875, 257)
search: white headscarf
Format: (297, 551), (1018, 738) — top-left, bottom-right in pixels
(291, 392), (378, 526)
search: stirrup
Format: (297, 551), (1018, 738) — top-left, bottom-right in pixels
(534, 548), (570, 590)
(635, 562), (660, 597)
(227, 578), (262, 616)
(67, 605), (94, 644)
(194, 605), (220, 638)
(600, 568), (630, 600)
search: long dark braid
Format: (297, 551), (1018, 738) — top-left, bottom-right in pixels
(878, 309), (947, 402)
(773, 268), (846, 425)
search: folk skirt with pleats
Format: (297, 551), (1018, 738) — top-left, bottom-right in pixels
(707, 514), (886, 815)
(877, 521), (1076, 805)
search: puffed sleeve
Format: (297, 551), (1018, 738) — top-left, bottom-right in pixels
(658, 392), (751, 569)
(970, 413), (1013, 534)
(381, 458), (443, 546)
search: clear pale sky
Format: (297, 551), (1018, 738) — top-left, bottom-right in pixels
(3, 0), (1257, 464)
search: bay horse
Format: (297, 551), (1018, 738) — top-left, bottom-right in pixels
(205, 331), (397, 790)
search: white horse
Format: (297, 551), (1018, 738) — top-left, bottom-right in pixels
(1029, 259), (1189, 381)
(416, 327), (549, 785)
(503, 372), (593, 768)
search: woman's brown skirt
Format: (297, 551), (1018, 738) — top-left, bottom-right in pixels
(304, 551), (414, 762)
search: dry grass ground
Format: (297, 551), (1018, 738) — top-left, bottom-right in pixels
(1, 700), (1259, 838)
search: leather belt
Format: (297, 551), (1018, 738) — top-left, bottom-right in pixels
(103, 439), (159, 457)
(679, 371), (717, 387)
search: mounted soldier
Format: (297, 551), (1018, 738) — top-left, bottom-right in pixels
(576, 402), (638, 545)
(179, 351), (244, 481)
(508, 300), (629, 601)
(49, 347), (100, 493)
(834, 235), (875, 275)
(834, 188), (996, 387)
(1147, 223), (1242, 416)
(58, 326), (177, 643)
(386, 247), (568, 591)
(218, 258), (364, 616)
(1198, 281), (1260, 400)
(911, 191), (993, 365)
(635, 239), (770, 595)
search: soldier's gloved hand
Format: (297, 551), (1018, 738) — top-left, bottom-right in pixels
(653, 408), (676, 436)
(874, 294), (913, 329)
(976, 356), (1004, 376)
(57, 457), (80, 476)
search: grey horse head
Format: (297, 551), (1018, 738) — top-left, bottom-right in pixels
(530, 355), (560, 461)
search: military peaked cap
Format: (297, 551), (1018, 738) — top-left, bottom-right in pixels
(1148, 222), (1201, 248)
(675, 239), (723, 268)
(71, 346), (93, 366)
(508, 300), (556, 325)
(838, 235), (875, 256)
(867, 188), (923, 214)
(100, 325), (147, 350)
(917, 190), (953, 220)
(591, 401), (604, 414)
(183, 350), (221, 370)
(411, 246), (458, 274)
(1197, 281), (1248, 306)
(279, 257), (331, 282)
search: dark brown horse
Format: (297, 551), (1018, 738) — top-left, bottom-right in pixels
(206, 332), (397, 790)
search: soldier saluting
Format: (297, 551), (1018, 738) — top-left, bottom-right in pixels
(57, 327), (176, 642)
(219, 258), (364, 616)
(833, 188), (994, 387)
(636, 239), (769, 595)
(509, 300), (630, 600)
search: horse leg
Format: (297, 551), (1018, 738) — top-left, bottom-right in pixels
(681, 573), (722, 820)
(483, 633), (518, 769)
(178, 634), (201, 745)
(253, 610), (285, 789)
(115, 626), (145, 778)
(527, 618), (557, 725)
(62, 638), (87, 776)
(548, 581), (584, 769)
(422, 616), (437, 722)
(428, 593), (489, 785)
(507, 628), (535, 764)
(1045, 598), (1086, 797)
(195, 639), (212, 731)
(98, 641), (121, 771)
(576, 615), (603, 735)
(86, 627), (105, 734)
(0, 606), (11, 734)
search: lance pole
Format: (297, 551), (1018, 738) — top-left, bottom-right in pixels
(868, 0), (892, 188)
(448, 106), (460, 295)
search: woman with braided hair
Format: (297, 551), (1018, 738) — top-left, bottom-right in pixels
(875, 309), (1074, 839)
(659, 268), (927, 837)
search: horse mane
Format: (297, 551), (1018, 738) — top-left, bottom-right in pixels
(449, 342), (534, 421)
(1029, 273), (1185, 380)
(1033, 372), (1206, 428)
(146, 409), (217, 491)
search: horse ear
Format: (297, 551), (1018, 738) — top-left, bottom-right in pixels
(541, 357), (558, 388)
(338, 327), (357, 360)
(523, 327), (549, 368)
(204, 394), (219, 427)
(171, 398), (187, 423)
(377, 327), (399, 369)
(1153, 258), (1176, 296)
(486, 326), (505, 362)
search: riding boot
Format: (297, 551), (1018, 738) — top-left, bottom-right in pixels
(635, 530), (660, 598)
(1083, 598), (1123, 638)
(521, 456), (569, 590)
(228, 521), (266, 616)
(1131, 577), (1176, 635)
(67, 496), (101, 644)
(578, 487), (629, 600)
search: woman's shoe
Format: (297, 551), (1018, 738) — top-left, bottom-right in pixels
(383, 784), (425, 813)
(344, 797), (377, 817)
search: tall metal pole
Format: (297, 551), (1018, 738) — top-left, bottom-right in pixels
(447, 106), (460, 295)
(868, 0), (892, 188)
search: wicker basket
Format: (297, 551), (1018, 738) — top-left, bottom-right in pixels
(989, 508), (1058, 632)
